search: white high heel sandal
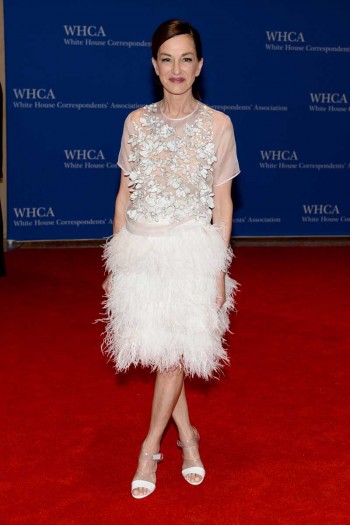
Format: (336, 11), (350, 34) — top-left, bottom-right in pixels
(177, 427), (205, 485)
(131, 451), (163, 499)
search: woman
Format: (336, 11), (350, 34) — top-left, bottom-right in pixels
(102, 19), (240, 499)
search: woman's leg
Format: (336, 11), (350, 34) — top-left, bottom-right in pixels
(172, 382), (205, 484)
(132, 367), (184, 497)
(171, 382), (192, 437)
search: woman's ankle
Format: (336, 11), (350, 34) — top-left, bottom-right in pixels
(141, 436), (161, 453)
(177, 423), (196, 441)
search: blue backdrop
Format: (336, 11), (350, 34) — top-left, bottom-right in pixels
(4, 0), (350, 240)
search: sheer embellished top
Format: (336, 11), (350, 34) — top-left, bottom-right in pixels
(118, 101), (240, 233)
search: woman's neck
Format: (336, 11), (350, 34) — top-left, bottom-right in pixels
(160, 92), (198, 119)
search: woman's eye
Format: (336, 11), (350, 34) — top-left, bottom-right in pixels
(183, 57), (193, 62)
(161, 58), (171, 62)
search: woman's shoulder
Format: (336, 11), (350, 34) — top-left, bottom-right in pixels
(124, 103), (157, 124)
(199, 102), (233, 126)
(198, 102), (234, 136)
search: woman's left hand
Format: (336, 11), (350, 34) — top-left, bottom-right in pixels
(102, 273), (112, 294)
(216, 272), (226, 309)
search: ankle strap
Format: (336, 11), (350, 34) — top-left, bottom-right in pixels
(177, 428), (200, 449)
(177, 438), (198, 448)
(139, 451), (163, 462)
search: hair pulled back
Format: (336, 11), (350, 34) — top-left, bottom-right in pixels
(151, 19), (203, 60)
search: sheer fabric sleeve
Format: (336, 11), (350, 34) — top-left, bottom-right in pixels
(212, 114), (240, 187)
(117, 114), (133, 174)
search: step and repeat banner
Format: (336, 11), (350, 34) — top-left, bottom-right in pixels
(4, 0), (350, 240)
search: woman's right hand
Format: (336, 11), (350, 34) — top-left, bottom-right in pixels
(102, 273), (112, 294)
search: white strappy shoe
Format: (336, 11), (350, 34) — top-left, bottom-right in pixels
(177, 427), (205, 485)
(131, 451), (163, 499)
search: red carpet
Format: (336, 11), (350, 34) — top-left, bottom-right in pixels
(1, 245), (350, 524)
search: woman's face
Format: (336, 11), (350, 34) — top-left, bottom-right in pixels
(152, 34), (203, 96)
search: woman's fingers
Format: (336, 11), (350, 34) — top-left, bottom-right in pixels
(216, 274), (225, 308)
(216, 296), (225, 309)
(102, 274), (111, 294)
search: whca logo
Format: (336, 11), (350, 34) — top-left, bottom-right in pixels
(13, 207), (55, 218)
(260, 150), (298, 161)
(303, 204), (340, 215)
(13, 88), (56, 100)
(266, 31), (305, 42)
(309, 93), (348, 104)
(64, 149), (106, 161)
(63, 25), (106, 37)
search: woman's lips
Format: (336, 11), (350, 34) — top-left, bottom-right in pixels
(169, 77), (185, 83)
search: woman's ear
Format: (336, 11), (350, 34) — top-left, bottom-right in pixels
(196, 58), (204, 78)
(152, 57), (159, 76)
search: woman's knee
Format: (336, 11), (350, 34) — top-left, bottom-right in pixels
(158, 366), (183, 380)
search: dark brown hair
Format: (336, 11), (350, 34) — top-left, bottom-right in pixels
(151, 19), (203, 60)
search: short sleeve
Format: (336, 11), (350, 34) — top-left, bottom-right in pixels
(117, 114), (133, 174)
(212, 114), (240, 186)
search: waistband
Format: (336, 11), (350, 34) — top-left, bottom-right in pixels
(125, 217), (209, 237)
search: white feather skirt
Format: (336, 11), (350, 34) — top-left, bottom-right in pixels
(102, 221), (238, 379)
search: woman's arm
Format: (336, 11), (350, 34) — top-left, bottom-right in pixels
(112, 170), (130, 234)
(212, 179), (233, 245)
(212, 179), (234, 308)
(102, 170), (130, 293)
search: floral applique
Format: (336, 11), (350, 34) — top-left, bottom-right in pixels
(125, 103), (216, 224)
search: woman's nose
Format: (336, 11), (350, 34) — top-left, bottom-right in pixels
(171, 60), (181, 75)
